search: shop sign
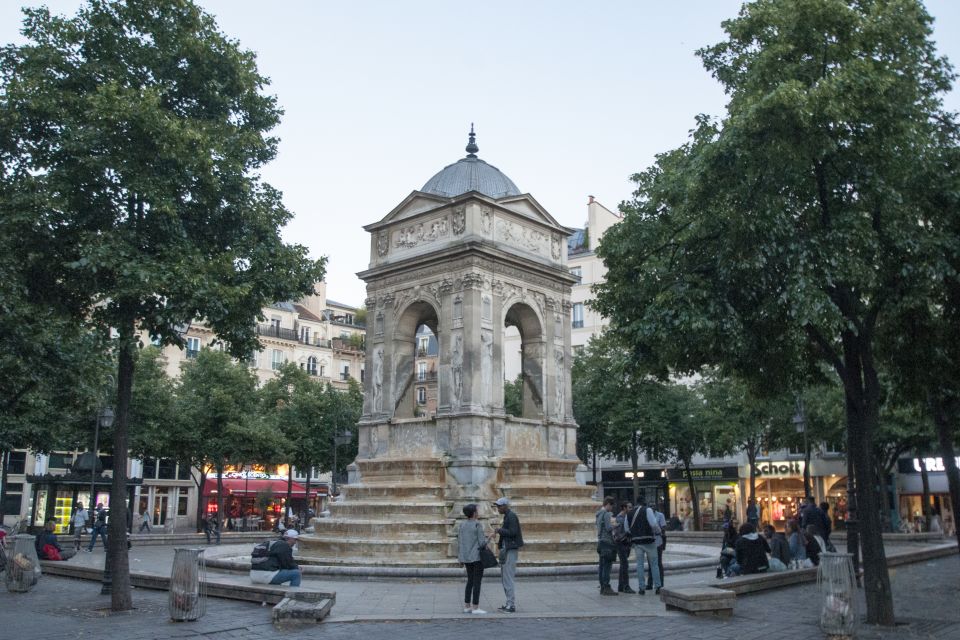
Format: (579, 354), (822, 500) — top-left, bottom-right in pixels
(221, 470), (277, 480)
(902, 456), (960, 473)
(752, 460), (804, 477)
(666, 466), (739, 481)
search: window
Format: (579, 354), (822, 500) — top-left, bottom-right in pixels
(572, 303), (584, 329)
(247, 351), (259, 369)
(417, 362), (427, 381)
(340, 331), (350, 340)
(2, 482), (22, 515)
(300, 326), (311, 344)
(142, 457), (158, 479)
(7, 451), (27, 474)
(48, 452), (73, 470)
(418, 336), (430, 354)
(417, 387), (427, 405)
(158, 458), (176, 480)
(344, 313), (354, 325)
(186, 336), (200, 359)
(570, 266), (582, 284)
(319, 364), (326, 378)
(340, 361), (350, 381)
(360, 368), (365, 383)
(306, 356), (318, 376)
(271, 317), (281, 330)
(272, 349), (285, 370)
(177, 488), (189, 516)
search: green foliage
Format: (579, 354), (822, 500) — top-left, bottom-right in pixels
(698, 373), (792, 463)
(503, 374), (523, 418)
(592, 0), (957, 622)
(128, 347), (177, 459)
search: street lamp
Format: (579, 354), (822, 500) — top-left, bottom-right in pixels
(792, 398), (811, 500)
(331, 429), (352, 497)
(93, 406), (114, 595)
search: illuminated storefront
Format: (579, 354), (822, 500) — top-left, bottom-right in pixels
(744, 459), (848, 530)
(896, 456), (959, 535)
(667, 466), (740, 531)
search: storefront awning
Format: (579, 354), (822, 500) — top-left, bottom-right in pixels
(202, 477), (327, 497)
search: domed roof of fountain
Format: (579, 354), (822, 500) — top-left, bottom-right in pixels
(421, 125), (522, 199)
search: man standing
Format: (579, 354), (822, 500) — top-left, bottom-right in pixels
(492, 497), (523, 613)
(746, 498), (760, 528)
(615, 502), (634, 593)
(800, 497), (829, 538)
(85, 503), (108, 552)
(627, 500), (662, 595)
(595, 496), (618, 596)
(646, 503), (667, 590)
(71, 502), (88, 552)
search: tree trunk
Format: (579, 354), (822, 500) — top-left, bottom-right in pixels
(592, 448), (598, 486)
(919, 455), (932, 532)
(0, 449), (9, 522)
(747, 444), (757, 507)
(109, 322), (136, 611)
(684, 458), (701, 532)
(845, 450), (861, 586)
(931, 398), (960, 552)
(840, 330), (894, 625)
(803, 438), (812, 500)
(192, 468), (207, 533)
(285, 464), (294, 527)
(304, 468), (312, 524)
(215, 462), (225, 528)
(630, 433), (639, 504)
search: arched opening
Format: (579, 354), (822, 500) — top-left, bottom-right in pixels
(393, 301), (439, 419)
(504, 302), (543, 419)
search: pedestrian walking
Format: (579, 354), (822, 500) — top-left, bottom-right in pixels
(645, 503), (667, 590)
(492, 497), (523, 613)
(71, 502), (88, 552)
(204, 513), (221, 544)
(85, 503), (108, 552)
(626, 500), (662, 594)
(746, 498), (760, 527)
(457, 503), (491, 614)
(595, 496), (618, 596)
(615, 502), (634, 593)
(138, 510), (152, 533)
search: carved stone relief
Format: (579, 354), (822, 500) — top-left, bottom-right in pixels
(375, 312), (384, 338)
(554, 348), (565, 421)
(377, 231), (389, 257)
(451, 331), (464, 410)
(481, 207), (493, 235)
(495, 217), (551, 255)
(373, 347), (384, 413)
(452, 207), (466, 235)
(551, 234), (561, 260)
(481, 329), (493, 407)
(394, 215), (450, 249)
(453, 295), (463, 329)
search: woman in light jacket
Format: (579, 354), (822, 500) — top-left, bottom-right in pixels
(458, 503), (490, 614)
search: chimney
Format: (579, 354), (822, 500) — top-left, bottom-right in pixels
(588, 195), (595, 204)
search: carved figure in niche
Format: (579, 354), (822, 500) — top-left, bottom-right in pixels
(554, 312), (562, 341)
(375, 312), (384, 337)
(554, 348), (565, 420)
(452, 332), (464, 409)
(373, 347), (384, 413)
(370, 425), (379, 455)
(551, 234), (561, 259)
(482, 296), (492, 322)
(452, 208), (466, 234)
(377, 231), (389, 257)
(481, 208), (492, 234)
(481, 329), (493, 406)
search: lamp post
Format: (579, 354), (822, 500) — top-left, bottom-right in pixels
(93, 406), (114, 595)
(793, 398), (811, 500)
(331, 429), (352, 497)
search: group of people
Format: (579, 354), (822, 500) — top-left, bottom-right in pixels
(68, 501), (110, 553)
(453, 497), (523, 614)
(719, 496), (835, 577)
(598, 498), (667, 595)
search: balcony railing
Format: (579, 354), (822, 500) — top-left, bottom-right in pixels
(257, 323), (299, 341)
(572, 320), (584, 329)
(339, 372), (351, 381)
(417, 371), (438, 382)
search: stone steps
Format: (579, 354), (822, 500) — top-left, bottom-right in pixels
(330, 501), (449, 518)
(344, 484), (446, 499)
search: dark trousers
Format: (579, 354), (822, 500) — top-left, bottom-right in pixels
(645, 543), (665, 588)
(617, 543), (632, 590)
(597, 543), (615, 587)
(464, 561), (484, 605)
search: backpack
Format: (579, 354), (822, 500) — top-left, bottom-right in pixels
(251, 540), (276, 570)
(628, 506), (655, 544)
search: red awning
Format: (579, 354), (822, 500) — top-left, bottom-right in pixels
(202, 478), (328, 497)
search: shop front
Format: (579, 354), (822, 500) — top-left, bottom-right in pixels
(25, 472), (141, 534)
(745, 459), (849, 530)
(896, 456), (958, 535)
(202, 474), (327, 531)
(667, 466), (740, 531)
(600, 468), (668, 513)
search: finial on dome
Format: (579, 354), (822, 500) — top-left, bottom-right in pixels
(465, 123), (479, 158)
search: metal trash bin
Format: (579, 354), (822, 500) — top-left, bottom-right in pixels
(168, 547), (207, 621)
(817, 551), (858, 638)
(5, 534), (42, 592)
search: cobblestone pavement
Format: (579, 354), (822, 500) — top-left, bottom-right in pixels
(1, 553), (957, 639)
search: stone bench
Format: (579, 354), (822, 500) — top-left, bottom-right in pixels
(660, 587), (735, 618)
(272, 591), (336, 625)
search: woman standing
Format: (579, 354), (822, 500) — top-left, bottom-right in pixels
(458, 503), (489, 614)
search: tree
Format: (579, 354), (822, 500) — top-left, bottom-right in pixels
(699, 373), (791, 505)
(504, 374), (523, 418)
(176, 349), (285, 533)
(592, 0), (957, 623)
(0, 0), (324, 609)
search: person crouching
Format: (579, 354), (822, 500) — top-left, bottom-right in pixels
(249, 529), (302, 587)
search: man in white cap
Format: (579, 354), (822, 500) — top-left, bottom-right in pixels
(250, 529), (302, 587)
(492, 497), (523, 613)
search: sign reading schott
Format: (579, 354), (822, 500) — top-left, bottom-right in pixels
(751, 461), (805, 477)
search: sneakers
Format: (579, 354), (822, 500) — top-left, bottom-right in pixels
(463, 607), (473, 613)
(471, 609), (487, 615)
(637, 589), (645, 595)
(497, 605), (516, 613)
(600, 586), (618, 596)
(655, 587), (662, 595)
(620, 586), (636, 594)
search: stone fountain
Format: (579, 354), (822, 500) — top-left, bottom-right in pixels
(301, 130), (598, 567)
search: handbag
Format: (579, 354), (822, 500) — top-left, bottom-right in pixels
(479, 544), (498, 569)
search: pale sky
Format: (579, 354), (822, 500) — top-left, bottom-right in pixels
(3, 1), (958, 306)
